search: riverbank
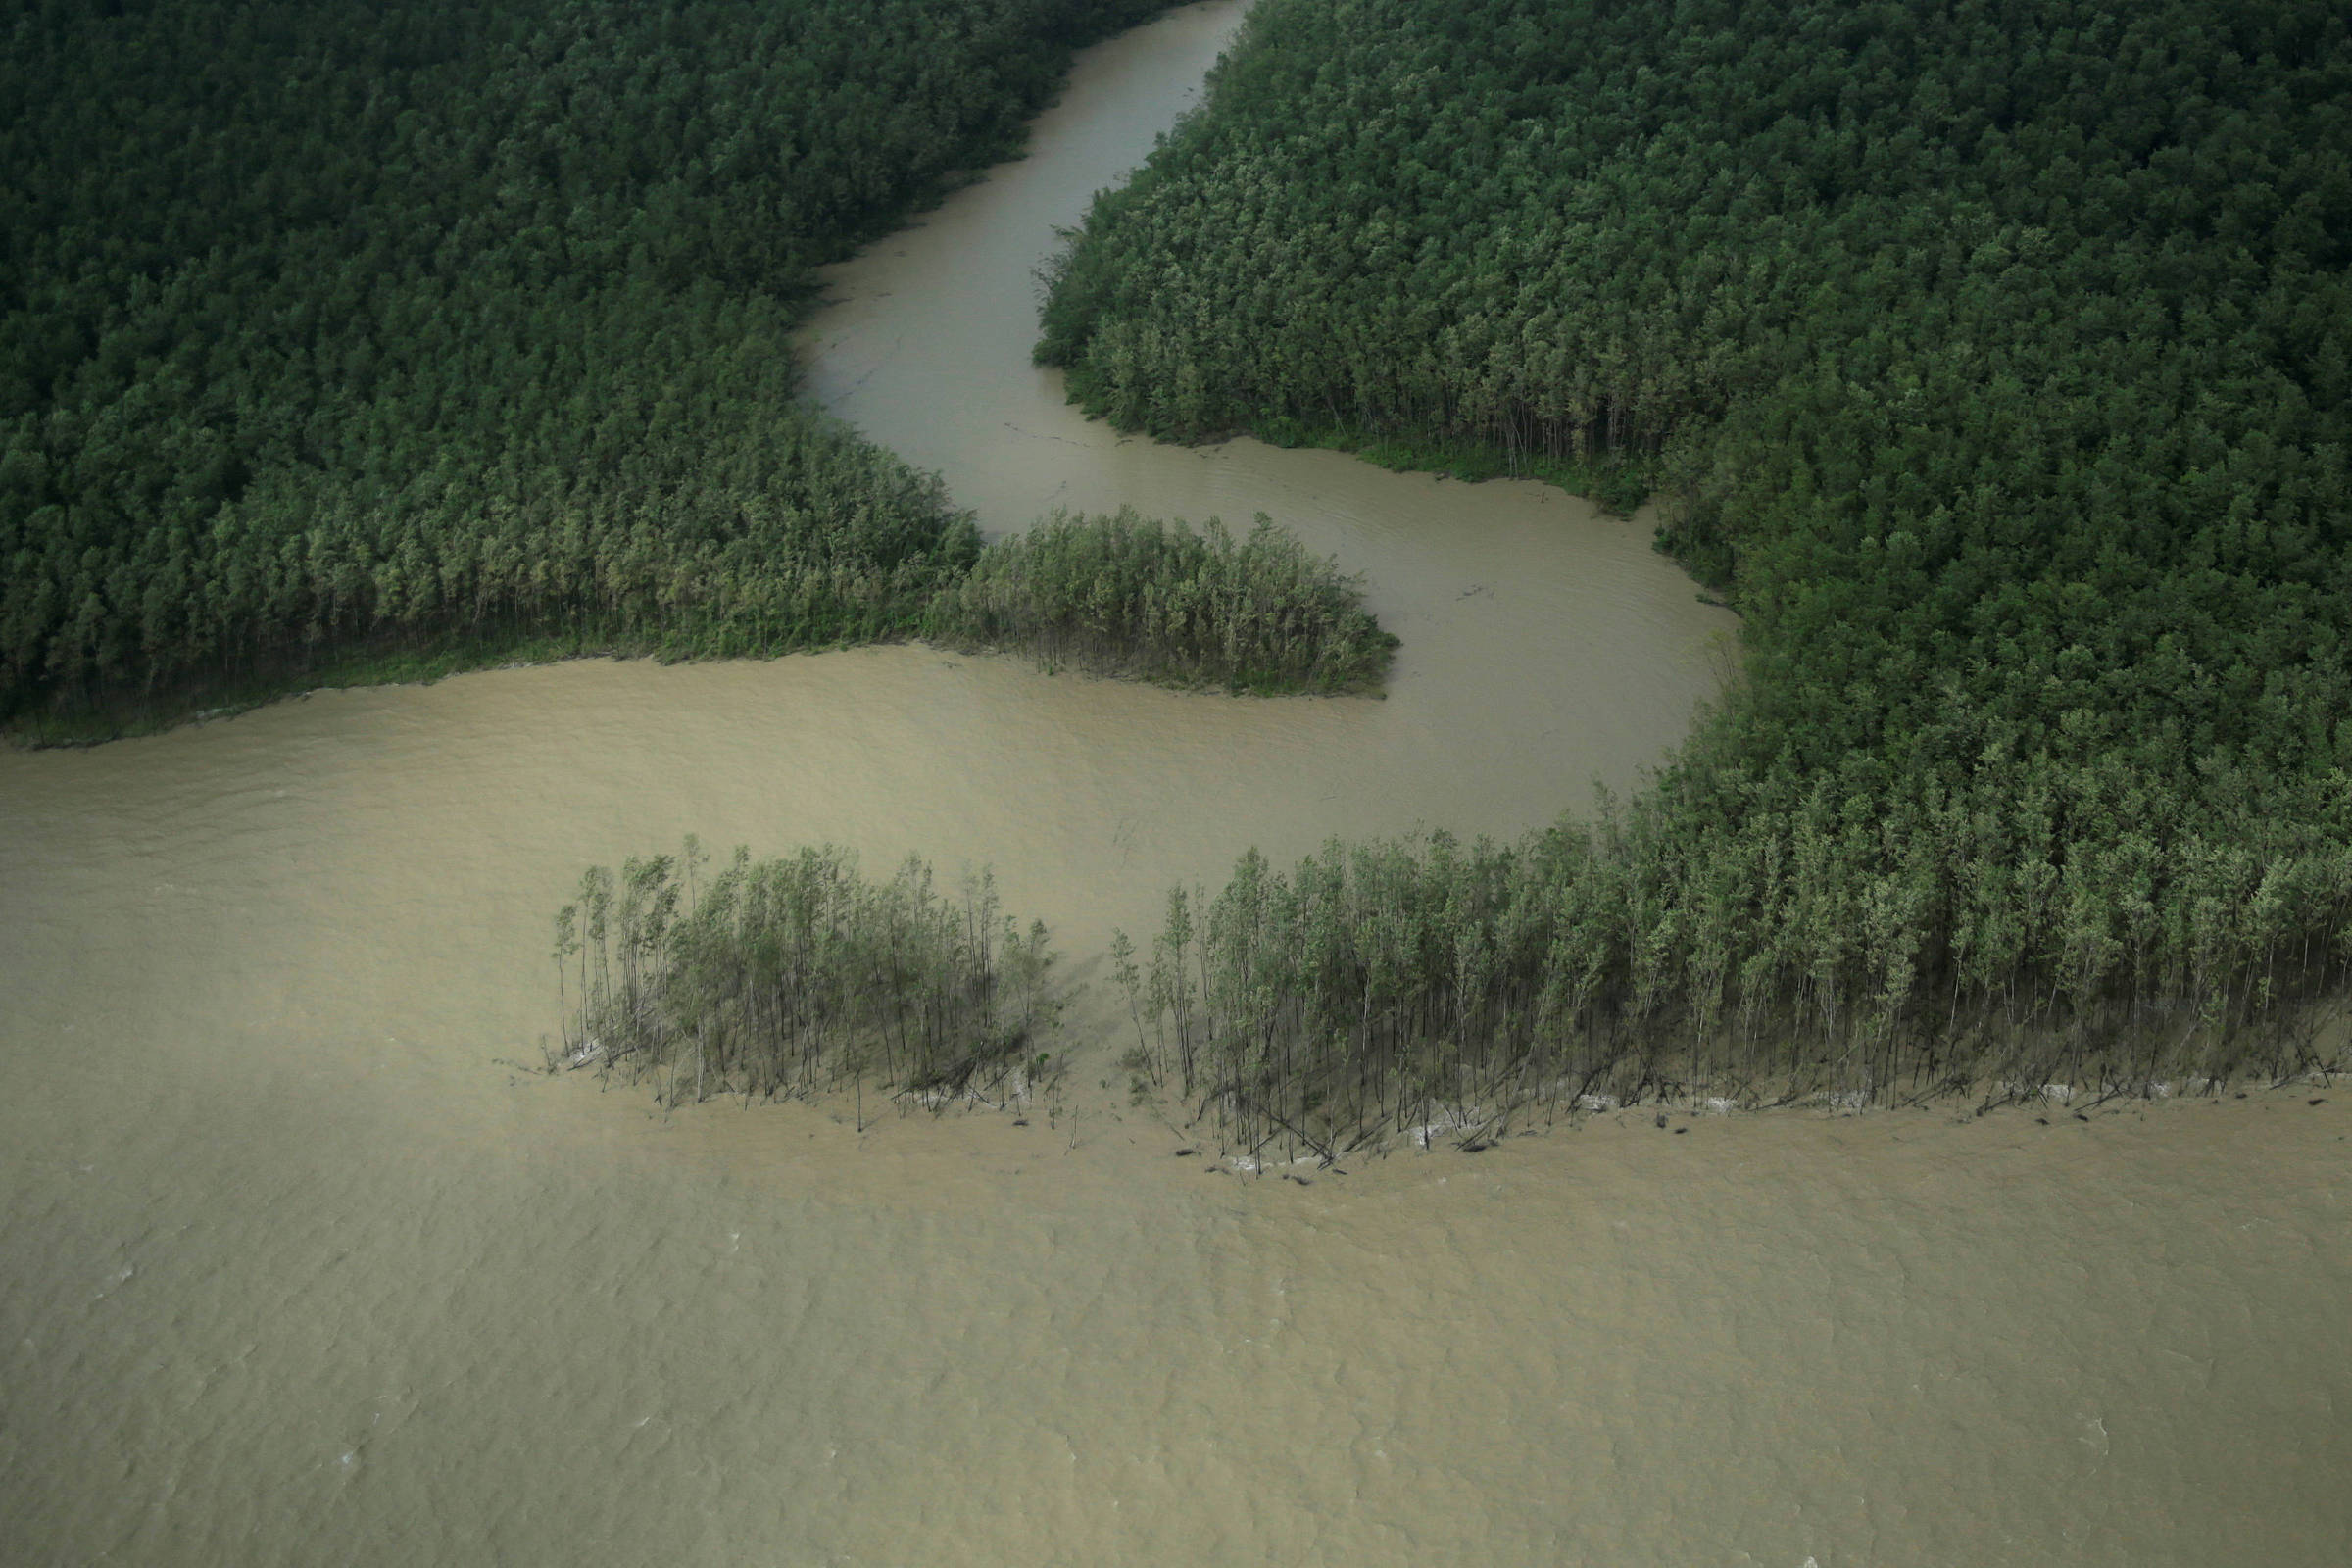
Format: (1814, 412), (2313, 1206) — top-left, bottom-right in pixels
(7, 503), (1396, 748)
(2, 630), (650, 749)
(584, 990), (2350, 1173)
(1156, 413), (1666, 519)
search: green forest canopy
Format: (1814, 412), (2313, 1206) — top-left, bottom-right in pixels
(0, 0), (1169, 729)
(1044, 0), (2352, 1099)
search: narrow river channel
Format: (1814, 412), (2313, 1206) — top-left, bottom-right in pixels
(2, 4), (2347, 1563)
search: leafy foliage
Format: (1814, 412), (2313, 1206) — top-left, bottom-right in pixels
(1051, 0), (2352, 1095)
(0, 0), (1166, 728)
(928, 507), (1396, 692)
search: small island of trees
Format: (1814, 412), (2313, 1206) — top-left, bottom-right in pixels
(556, 841), (1059, 1114)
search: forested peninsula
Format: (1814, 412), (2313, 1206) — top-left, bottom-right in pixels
(1039, 0), (2352, 1128)
(3, 0), (1318, 737)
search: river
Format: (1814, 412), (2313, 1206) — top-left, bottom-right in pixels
(2, 3), (2347, 1563)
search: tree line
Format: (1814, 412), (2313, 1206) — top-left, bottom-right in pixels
(1040, 0), (2352, 1104)
(1, 0), (1171, 736)
(1120, 806), (2351, 1159)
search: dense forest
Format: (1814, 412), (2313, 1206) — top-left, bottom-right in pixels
(1045, 0), (2352, 1122)
(0, 0), (1175, 735)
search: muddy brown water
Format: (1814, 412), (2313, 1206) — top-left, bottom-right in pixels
(4, 4), (2348, 1563)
